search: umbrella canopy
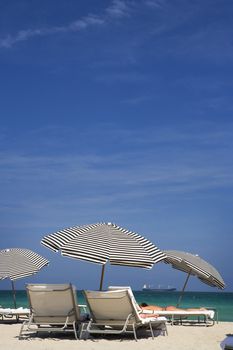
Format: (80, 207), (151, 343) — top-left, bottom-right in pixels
(0, 248), (49, 308)
(41, 222), (166, 290)
(164, 250), (225, 306)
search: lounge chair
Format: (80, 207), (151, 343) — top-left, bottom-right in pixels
(83, 288), (167, 341)
(153, 308), (215, 326)
(140, 305), (216, 326)
(108, 286), (215, 326)
(108, 286), (142, 312)
(0, 307), (30, 321)
(19, 283), (88, 340)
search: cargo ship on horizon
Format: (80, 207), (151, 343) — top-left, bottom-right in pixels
(142, 284), (176, 292)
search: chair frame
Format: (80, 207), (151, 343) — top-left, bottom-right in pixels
(84, 289), (167, 341)
(154, 309), (215, 326)
(0, 307), (30, 322)
(19, 283), (86, 340)
(108, 286), (216, 327)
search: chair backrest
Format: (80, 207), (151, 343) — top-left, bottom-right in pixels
(84, 289), (141, 323)
(26, 283), (79, 324)
(108, 286), (141, 312)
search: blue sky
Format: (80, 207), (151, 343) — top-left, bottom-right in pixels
(0, 0), (232, 292)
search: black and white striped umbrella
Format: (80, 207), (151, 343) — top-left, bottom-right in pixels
(41, 222), (166, 290)
(164, 250), (225, 305)
(0, 248), (49, 307)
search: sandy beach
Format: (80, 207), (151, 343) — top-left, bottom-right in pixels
(0, 322), (232, 350)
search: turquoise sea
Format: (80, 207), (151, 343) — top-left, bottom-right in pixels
(0, 290), (232, 322)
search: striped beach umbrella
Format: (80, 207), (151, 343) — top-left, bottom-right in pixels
(164, 250), (225, 306)
(0, 248), (49, 308)
(41, 222), (166, 290)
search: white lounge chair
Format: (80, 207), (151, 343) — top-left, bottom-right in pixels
(108, 286), (216, 326)
(19, 283), (87, 340)
(84, 288), (167, 341)
(153, 309), (216, 326)
(108, 286), (142, 312)
(0, 307), (30, 321)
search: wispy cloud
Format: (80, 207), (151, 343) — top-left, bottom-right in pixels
(0, 1), (132, 49)
(1, 0), (232, 69)
(0, 122), (233, 236)
(106, 0), (131, 17)
(0, 145), (233, 227)
(1, 122), (233, 194)
(144, 0), (166, 9)
(170, 28), (233, 60)
(0, 14), (105, 48)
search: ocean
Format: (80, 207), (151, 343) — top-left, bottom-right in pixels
(0, 290), (232, 322)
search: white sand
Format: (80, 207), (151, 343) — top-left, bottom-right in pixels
(0, 322), (232, 350)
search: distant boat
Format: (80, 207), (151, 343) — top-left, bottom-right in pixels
(142, 284), (176, 292)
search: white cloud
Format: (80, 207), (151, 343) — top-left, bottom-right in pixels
(0, 14), (105, 48)
(1, 122), (233, 236)
(68, 14), (105, 31)
(145, 0), (166, 9)
(106, 0), (131, 17)
(0, 1), (132, 49)
(1, 123), (233, 196)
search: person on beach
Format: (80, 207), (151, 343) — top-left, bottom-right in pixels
(140, 303), (207, 312)
(140, 302), (164, 311)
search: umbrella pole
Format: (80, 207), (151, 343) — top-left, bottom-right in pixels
(11, 280), (17, 309)
(99, 264), (106, 291)
(176, 270), (192, 307)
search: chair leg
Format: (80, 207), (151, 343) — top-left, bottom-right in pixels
(78, 323), (86, 340)
(165, 322), (168, 335)
(73, 321), (78, 340)
(18, 320), (27, 339)
(132, 324), (137, 341)
(149, 322), (154, 339)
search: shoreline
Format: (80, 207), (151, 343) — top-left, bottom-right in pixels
(0, 321), (232, 350)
